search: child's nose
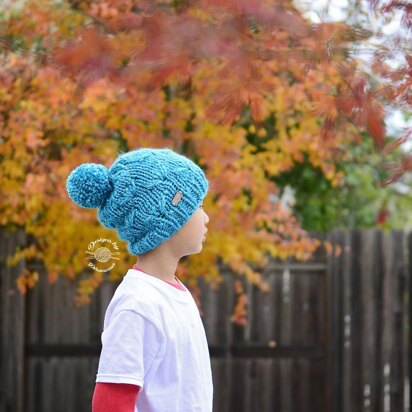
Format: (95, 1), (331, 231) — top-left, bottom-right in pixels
(203, 211), (209, 224)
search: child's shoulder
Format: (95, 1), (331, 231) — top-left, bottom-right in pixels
(107, 275), (162, 321)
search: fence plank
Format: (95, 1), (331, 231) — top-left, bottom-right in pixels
(390, 231), (406, 412)
(361, 230), (379, 412)
(327, 229), (345, 412)
(351, 230), (364, 412)
(340, 230), (353, 412)
(252, 267), (276, 344)
(374, 230), (385, 412)
(26, 357), (99, 412)
(0, 230), (26, 412)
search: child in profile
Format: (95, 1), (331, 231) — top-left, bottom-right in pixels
(66, 147), (213, 412)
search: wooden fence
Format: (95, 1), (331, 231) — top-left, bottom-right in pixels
(0, 229), (410, 412)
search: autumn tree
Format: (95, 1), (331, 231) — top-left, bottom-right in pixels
(1, 0), (408, 321)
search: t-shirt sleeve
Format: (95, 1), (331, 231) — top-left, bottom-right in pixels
(96, 309), (164, 387)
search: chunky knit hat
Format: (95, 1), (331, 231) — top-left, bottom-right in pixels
(66, 147), (209, 255)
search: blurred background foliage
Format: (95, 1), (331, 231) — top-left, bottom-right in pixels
(0, 0), (411, 318)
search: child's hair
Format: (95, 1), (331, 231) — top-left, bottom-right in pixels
(66, 147), (208, 255)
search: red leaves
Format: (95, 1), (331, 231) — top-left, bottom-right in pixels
(205, 75), (267, 124)
(134, 13), (199, 83)
(51, 1), (311, 99)
(382, 153), (412, 185)
(48, 1), (389, 138)
(27, 0), (411, 182)
(336, 95), (354, 116)
(382, 131), (411, 155)
(380, 1), (412, 29)
(376, 208), (389, 225)
(381, 130), (412, 184)
(366, 104), (386, 149)
(53, 29), (118, 88)
(333, 74), (387, 148)
(205, 87), (244, 124)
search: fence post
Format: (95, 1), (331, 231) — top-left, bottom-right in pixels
(0, 229), (26, 412)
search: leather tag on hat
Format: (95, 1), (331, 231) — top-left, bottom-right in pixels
(172, 191), (183, 206)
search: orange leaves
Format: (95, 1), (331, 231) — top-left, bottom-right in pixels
(89, 1), (138, 26)
(323, 240), (342, 257)
(231, 279), (248, 326)
(74, 272), (104, 306)
(24, 173), (47, 194)
(25, 129), (49, 150)
(200, 0), (309, 37)
(16, 269), (39, 294)
(312, 94), (338, 122)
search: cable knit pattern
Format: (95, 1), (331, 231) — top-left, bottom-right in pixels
(66, 147), (208, 255)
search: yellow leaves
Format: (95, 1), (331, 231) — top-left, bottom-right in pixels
(6, 244), (39, 267)
(231, 195), (251, 212)
(1, 159), (25, 180)
(257, 127), (267, 137)
(257, 141), (292, 176)
(187, 6), (213, 22)
(331, 170), (344, 187)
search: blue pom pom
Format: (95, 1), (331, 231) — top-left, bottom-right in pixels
(66, 163), (112, 208)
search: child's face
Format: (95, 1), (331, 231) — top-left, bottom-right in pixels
(169, 201), (209, 257)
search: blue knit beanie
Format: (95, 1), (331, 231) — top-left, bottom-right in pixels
(66, 147), (209, 255)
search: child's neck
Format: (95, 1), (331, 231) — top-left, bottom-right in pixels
(135, 258), (179, 284)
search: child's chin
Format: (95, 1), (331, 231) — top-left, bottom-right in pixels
(182, 244), (203, 257)
(193, 243), (204, 253)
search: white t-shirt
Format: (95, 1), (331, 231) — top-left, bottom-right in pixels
(96, 268), (214, 412)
